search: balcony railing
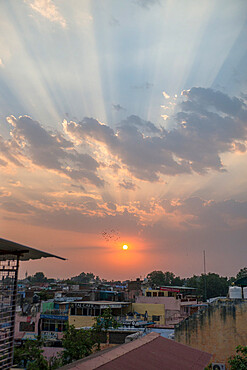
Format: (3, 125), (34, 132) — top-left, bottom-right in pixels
(42, 309), (69, 315)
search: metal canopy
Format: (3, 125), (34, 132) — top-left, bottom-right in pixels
(0, 238), (66, 261)
(0, 238), (65, 369)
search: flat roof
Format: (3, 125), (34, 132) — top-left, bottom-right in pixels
(159, 286), (196, 290)
(71, 301), (130, 305)
(0, 238), (66, 261)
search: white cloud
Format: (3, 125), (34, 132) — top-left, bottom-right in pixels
(26, 0), (67, 28)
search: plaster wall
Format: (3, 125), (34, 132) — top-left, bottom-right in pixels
(175, 299), (247, 366)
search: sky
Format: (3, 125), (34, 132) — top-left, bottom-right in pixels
(0, 0), (247, 280)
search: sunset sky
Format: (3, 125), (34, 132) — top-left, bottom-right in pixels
(0, 0), (247, 280)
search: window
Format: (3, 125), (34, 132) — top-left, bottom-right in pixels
(152, 315), (160, 322)
(83, 308), (88, 316)
(19, 322), (35, 332)
(70, 306), (75, 315)
(95, 308), (100, 316)
(41, 319), (67, 332)
(158, 292), (164, 297)
(76, 307), (82, 315)
(146, 292), (151, 297)
(153, 292), (157, 297)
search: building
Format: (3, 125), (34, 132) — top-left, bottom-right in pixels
(0, 237), (65, 369)
(132, 302), (165, 325)
(59, 332), (212, 370)
(69, 301), (131, 328)
(175, 298), (247, 366)
(136, 286), (199, 326)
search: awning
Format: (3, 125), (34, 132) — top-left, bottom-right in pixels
(0, 238), (66, 261)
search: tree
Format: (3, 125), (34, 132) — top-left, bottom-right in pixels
(14, 338), (48, 369)
(32, 272), (47, 283)
(147, 270), (184, 287)
(92, 308), (119, 350)
(71, 272), (95, 284)
(186, 273), (230, 301)
(236, 267), (247, 280)
(38, 290), (54, 301)
(228, 345), (247, 369)
(61, 325), (95, 365)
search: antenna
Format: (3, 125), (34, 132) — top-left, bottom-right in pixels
(203, 250), (207, 301)
(203, 250), (206, 275)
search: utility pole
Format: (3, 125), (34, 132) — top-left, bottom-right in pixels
(203, 250), (207, 301)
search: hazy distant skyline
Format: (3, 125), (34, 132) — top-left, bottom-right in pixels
(0, 0), (247, 280)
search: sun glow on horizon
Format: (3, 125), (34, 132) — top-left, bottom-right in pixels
(122, 244), (128, 250)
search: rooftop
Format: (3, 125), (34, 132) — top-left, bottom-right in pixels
(0, 237), (66, 261)
(59, 332), (212, 370)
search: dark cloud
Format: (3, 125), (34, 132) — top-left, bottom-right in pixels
(119, 179), (137, 191)
(182, 87), (247, 118)
(112, 104), (126, 111)
(0, 199), (37, 214)
(161, 196), (247, 230)
(4, 116), (104, 187)
(63, 89), (247, 181)
(2, 88), (246, 187)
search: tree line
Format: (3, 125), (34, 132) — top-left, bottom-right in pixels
(147, 267), (247, 301)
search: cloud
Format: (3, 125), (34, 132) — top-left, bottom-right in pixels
(134, 0), (160, 9)
(161, 196), (247, 230)
(4, 116), (104, 187)
(0, 135), (24, 167)
(112, 104), (126, 112)
(167, 87), (247, 173)
(119, 179), (137, 191)
(2, 88), (246, 189)
(64, 115), (189, 181)
(63, 89), (247, 181)
(26, 0), (66, 28)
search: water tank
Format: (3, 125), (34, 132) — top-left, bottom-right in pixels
(229, 286), (242, 299)
(243, 287), (247, 299)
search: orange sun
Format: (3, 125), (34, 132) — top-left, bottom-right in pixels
(122, 244), (128, 250)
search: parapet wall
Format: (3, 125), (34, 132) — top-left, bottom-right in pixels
(175, 299), (247, 365)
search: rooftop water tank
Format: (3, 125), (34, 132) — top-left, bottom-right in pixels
(243, 287), (247, 299)
(229, 286), (242, 299)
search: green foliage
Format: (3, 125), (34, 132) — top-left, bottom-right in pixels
(236, 267), (247, 280)
(186, 272), (231, 300)
(32, 272), (47, 283)
(228, 345), (247, 369)
(38, 290), (54, 301)
(71, 272), (95, 283)
(14, 338), (62, 369)
(14, 338), (48, 369)
(61, 325), (95, 365)
(92, 308), (119, 350)
(147, 270), (184, 287)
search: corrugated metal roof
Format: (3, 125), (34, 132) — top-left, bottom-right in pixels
(0, 237), (66, 261)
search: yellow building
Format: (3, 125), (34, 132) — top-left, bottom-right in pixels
(145, 289), (174, 298)
(175, 299), (247, 365)
(68, 301), (130, 328)
(132, 303), (165, 325)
